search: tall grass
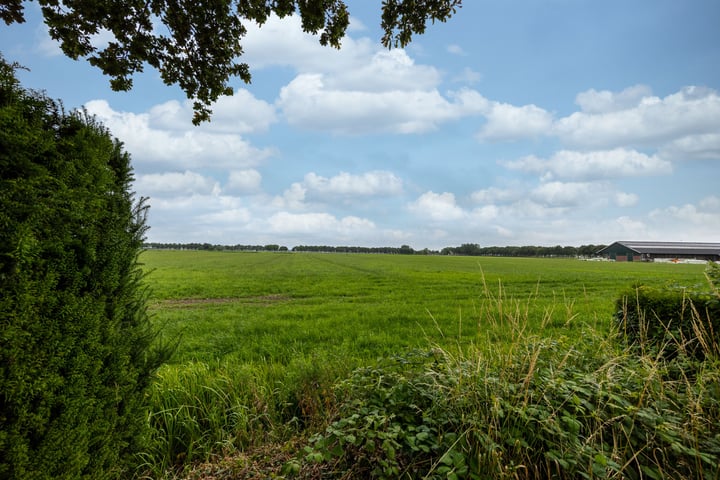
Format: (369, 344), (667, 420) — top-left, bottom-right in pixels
(138, 353), (349, 477)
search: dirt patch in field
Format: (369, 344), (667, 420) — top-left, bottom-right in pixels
(152, 294), (291, 309)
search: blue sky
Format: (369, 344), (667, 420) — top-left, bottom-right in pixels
(2, 0), (719, 249)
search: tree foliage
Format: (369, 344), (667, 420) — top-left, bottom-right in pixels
(0, 55), (170, 479)
(1, 0), (462, 124)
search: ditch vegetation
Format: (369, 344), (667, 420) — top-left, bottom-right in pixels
(139, 253), (720, 479)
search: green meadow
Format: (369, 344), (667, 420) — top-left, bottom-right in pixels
(145, 250), (704, 365)
(139, 250), (715, 478)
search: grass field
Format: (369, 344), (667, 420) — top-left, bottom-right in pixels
(144, 250), (705, 365)
(138, 250), (714, 478)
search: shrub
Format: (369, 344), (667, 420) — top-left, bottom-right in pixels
(0, 56), (169, 478)
(614, 264), (720, 360)
(304, 342), (720, 479)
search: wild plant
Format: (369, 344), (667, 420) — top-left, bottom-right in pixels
(303, 276), (720, 479)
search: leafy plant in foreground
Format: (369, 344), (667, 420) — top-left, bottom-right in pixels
(303, 276), (720, 479)
(615, 262), (720, 361)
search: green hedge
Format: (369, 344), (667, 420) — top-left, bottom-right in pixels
(614, 265), (720, 359)
(0, 56), (169, 478)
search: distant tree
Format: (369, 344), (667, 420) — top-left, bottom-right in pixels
(399, 244), (415, 255)
(1, 0), (462, 124)
(0, 56), (170, 478)
(455, 243), (482, 255)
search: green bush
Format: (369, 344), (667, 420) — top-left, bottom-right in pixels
(304, 343), (720, 479)
(614, 265), (720, 359)
(0, 56), (169, 478)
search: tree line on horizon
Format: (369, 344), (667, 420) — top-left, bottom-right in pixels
(143, 242), (607, 257)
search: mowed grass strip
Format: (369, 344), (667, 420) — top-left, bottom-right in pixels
(142, 250), (705, 365)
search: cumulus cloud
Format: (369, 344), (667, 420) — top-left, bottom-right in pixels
(615, 192), (639, 207)
(273, 183), (308, 210)
(649, 195), (720, 227)
(504, 148), (672, 181)
(554, 86), (720, 149)
(303, 171), (403, 198)
(267, 212), (375, 235)
(470, 186), (523, 204)
(240, 14), (489, 135)
(409, 191), (465, 221)
(271, 170), (403, 209)
(574, 85), (653, 114)
(148, 91), (277, 134)
(135, 171), (219, 197)
(614, 216), (650, 238)
(325, 49), (441, 92)
(85, 100), (275, 171)
(277, 74), (484, 134)
(659, 133), (720, 161)
(477, 102), (553, 141)
(225, 170), (262, 193)
(202, 207), (253, 225)
(530, 181), (596, 207)
(242, 13), (376, 73)
(470, 85), (720, 155)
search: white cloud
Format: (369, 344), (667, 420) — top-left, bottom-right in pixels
(277, 74), (484, 134)
(409, 191), (465, 221)
(240, 14), (488, 134)
(555, 86), (720, 149)
(202, 208), (253, 225)
(226, 170), (262, 193)
(575, 85), (653, 114)
(649, 195), (720, 227)
(135, 171), (219, 197)
(148, 91), (277, 134)
(470, 186), (523, 204)
(325, 49), (441, 92)
(469, 85), (720, 154)
(242, 14), (375, 73)
(469, 204), (500, 221)
(531, 181), (596, 207)
(504, 148), (672, 181)
(267, 212), (375, 235)
(272, 182), (308, 210)
(615, 192), (639, 207)
(303, 171), (403, 198)
(85, 100), (275, 171)
(477, 102), (553, 141)
(614, 216), (650, 238)
(660, 133), (720, 161)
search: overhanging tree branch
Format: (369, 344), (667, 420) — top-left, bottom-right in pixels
(2, 0), (461, 124)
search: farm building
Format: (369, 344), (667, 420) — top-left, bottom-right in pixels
(597, 241), (720, 262)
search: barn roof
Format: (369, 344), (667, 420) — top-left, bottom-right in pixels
(599, 241), (720, 256)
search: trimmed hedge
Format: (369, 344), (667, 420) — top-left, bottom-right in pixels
(614, 264), (720, 359)
(0, 56), (169, 478)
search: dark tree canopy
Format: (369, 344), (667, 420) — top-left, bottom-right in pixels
(1, 0), (462, 124)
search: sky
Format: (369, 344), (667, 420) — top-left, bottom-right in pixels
(2, 0), (719, 250)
